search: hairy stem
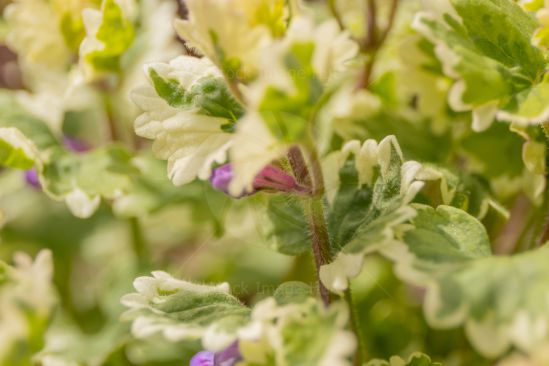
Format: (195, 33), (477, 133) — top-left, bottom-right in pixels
(293, 142), (333, 306)
(304, 196), (332, 306)
(345, 288), (367, 365)
(288, 145), (312, 188)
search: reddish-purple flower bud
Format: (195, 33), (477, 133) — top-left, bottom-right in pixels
(210, 164), (308, 198)
(63, 137), (90, 153)
(190, 351), (214, 366)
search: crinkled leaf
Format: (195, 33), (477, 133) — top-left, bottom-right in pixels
(131, 56), (236, 186)
(414, 0), (549, 125)
(273, 281), (312, 305)
(393, 205), (549, 358)
(264, 195), (310, 255)
(121, 271), (250, 350)
(320, 136), (424, 293)
(239, 298), (355, 366)
(149, 69), (244, 124)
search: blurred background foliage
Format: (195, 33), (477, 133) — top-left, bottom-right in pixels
(0, 0), (541, 365)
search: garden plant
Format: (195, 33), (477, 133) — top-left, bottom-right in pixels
(1, 0), (549, 365)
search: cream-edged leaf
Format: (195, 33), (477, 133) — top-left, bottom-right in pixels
(238, 298), (355, 366)
(414, 0), (549, 125)
(79, 0), (136, 80)
(320, 136), (424, 293)
(121, 271), (250, 351)
(131, 56), (240, 186)
(391, 205), (549, 358)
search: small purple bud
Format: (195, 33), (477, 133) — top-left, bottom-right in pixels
(63, 137), (90, 153)
(210, 164), (234, 196)
(24, 169), (41, 189)
(214, 341), (242, 366)
(210, 164), (308, 198)
(190, 351), (214, 366)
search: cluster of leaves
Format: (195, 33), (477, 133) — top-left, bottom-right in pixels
(3, 0), (549, 366)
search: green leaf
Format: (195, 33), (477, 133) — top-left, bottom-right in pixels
(366, 353), (442, 366)
(149, 69), (244, 122)
(264, 195), (310, 255)
(460, 123), (525, 178)
(121, 271), (250, 349)
(273, 282), (313, 305)
(320, 136), (424, 293)
(239, 298), (355, 366)
(259, 41), (324, 142)
(82, 0), (135, 75)
(60, 10), (86, 51)
(418, 164), (509, 219)
(392, 205), (549, 358)
(414, 0), (549, 125)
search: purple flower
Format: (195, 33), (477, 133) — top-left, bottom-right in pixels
(210, 164), (308, 198)
(190, 342), (242, 366)
(24, 169), (41, 189)
(190, 351), (214, 366)
(210, 164), (235, 196)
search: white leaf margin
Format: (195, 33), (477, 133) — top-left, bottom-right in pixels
(320, 135), (424, 293)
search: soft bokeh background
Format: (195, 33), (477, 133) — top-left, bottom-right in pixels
(0, 0), (523, 365)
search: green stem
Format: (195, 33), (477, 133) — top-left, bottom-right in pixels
(357, 0), (400, 90)
(345, 288), (367, 365)
(129, 217), (149, 270)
